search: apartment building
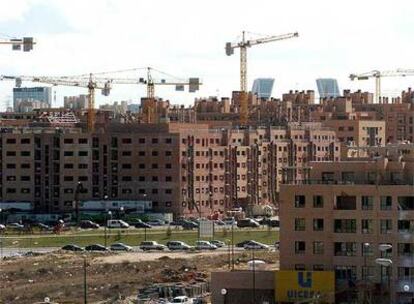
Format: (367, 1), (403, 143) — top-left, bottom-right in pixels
(279, 145), (414, 303)
(0, 122), (339, 217)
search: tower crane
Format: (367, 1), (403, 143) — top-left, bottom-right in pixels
(91, 67), (201, 123)
(1, 67), (201, 128)
(0, 36), (35, 52)
(1, 73), (111, 132)
(349, 69), (414, 103)
(225, 31), (299, 125)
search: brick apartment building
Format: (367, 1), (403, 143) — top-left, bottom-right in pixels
(0, 122), (339, 217)
(279, 144), (414, 303)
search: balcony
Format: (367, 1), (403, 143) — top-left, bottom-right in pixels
(282, 179), (414, 186)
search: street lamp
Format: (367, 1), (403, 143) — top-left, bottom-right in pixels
(221, 288), (227, 304)
(104, 211), (112, 248)
(376, 244), (393, 301)
(119, 206), (124, 219)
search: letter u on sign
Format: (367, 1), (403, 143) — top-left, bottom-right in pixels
(298, 272), (312, 288)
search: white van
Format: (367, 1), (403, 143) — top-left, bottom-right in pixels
(106, 219), (130, 228)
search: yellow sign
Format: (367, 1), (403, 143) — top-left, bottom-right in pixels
(275, 271), (335, 303)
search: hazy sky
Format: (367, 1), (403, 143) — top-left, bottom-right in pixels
(0, 0), (413, 108)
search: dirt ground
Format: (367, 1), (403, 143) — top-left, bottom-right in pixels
(0, 251), (279, 304)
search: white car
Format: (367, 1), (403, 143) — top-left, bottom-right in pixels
(210, 240), (226, 248)
(139, 241), (167, 251)
(244, 241), (270, 250)
(0, 224), (6, 231)
(107, 219), (130, 228)
(166, 241), (194, 251)
(110, 243), (133, 251)
(170, 296), (192, 304)
(195, 241), (218, 250)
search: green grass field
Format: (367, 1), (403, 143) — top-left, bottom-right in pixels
(1, 228), (279, 248)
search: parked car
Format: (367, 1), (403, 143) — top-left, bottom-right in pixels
(244, 241), (270, 250)
(7, 222), (24, 230)
(210, 240), (226, 248)
(182, 220), (198, 230)
(85, 244), (108, 251)
(237, 218), (260, 228)
(80, 220), (100, 229)
(214, 219), (226, 226)
(195, 241), (217, 250)
(139, 241), (167, 251)
(107, 219), (130, 229)
(222, 217), (237, 226)
(0, 224), (6, 231)
(61, 244), (84, 252)
(171, 296), (192, 304)
(110, 243), (133, 251)
(236, 240), (255, 248)
(274, 241), (280, 250)
(35, 222), (52, 231)
(145, 219), (165, 226)
(166, 241), (193, 251)
(134, 220), (152, 229)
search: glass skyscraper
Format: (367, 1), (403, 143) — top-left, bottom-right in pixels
(13, 87), (52, 110)
(252, 78), (274, 99)
(316, 78), (340, 98)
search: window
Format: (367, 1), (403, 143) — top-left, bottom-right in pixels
(79, 176), (88, 181)
(313, 265), (324, 271)
(6, 151), (16, 156)
(313, 241), (324, 254)
(6, 138), (16, 144)
(20, 151), (30, 157)
(138, 164), (145, 169)
(21, 138), (30, 144)
(361, 243), (373, 256)
(295, 264), (306, 270)
(165, 176), (172, 182)
(152, 176), (158, 182)
(335, 266), (357, 281)
(152, 151), (159, 156)
(362, 266), (375, 280)
(165, 189), (172, 194)
(78, 164), (88, 169)
(398, 196), (414, 210)
(21, 163), (30, 169)
(152, 189), (158, 194)
(139, 138), (145, 144)
(152, 164), (158, 169)
(79, 138), (88, 144)
(295, 218), (306, 231)
(335, 196), (356, 210)
(6, 164), (16, 169)
(122, 164), (132, 169)
(64, 138), (74, 144)
(152, 138), (158, 144)
(6, 176), (16, 181)
(165, 151), (172, 156)
(380, 196), (392, 210)
(313, 195), (324, 208)
(138, 151), (146, 156)
(64, 163), (74, 169)
(361, 196), (374, 210)
(165, 163), (172, 169)
(64, 176), (74, 181)
(398, 243), (414, 257)
(64, 151), (74, 157)
(380, 219), (392, 234)
(334, 219), (357, 233)
(165, 138), (172, 144)
(122, 138), (132, 144)
(334, 242), (357, 256)
(398, 220), (414, 233)
(313, 219), (324, 231)
(295, 195), (305, 208)
(361, 219), (373, 234)
(6, 188), (16, 193)
(295, 241), (306, 254)
(79, 151), (88, 157)
(122, 151), (132, 156)
(139, 176), (146, 181)
(121, 176), (132, 182)
(20, 176), (30, 181)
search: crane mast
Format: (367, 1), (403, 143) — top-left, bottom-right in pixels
(226, 31), (298, 125)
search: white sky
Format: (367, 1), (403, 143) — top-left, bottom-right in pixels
(0, 0), (414, 109)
